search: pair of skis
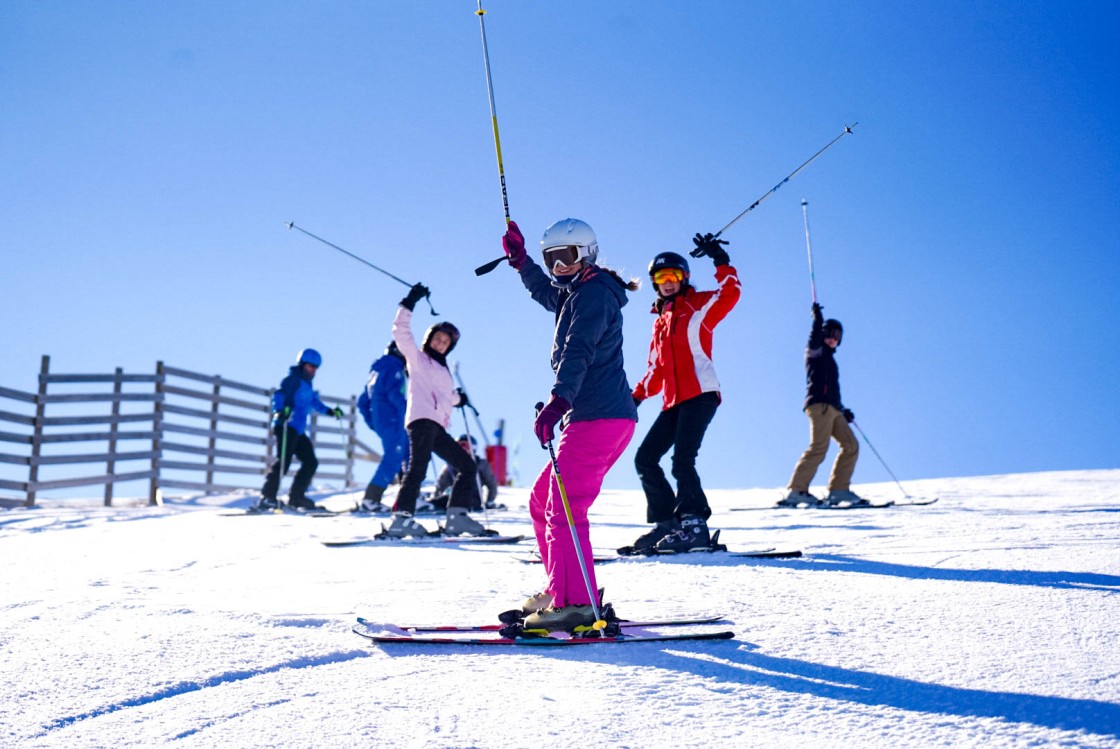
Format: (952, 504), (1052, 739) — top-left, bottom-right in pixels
(512, 546), (802, 564)
(614, 530), (802, 559)
(353, 613), (735, 646)
(732, 496), (939, 512)
(322, 533), (524, 547)
(223, 505), (340, 518)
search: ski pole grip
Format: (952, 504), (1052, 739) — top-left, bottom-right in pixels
(533, 402), (546, 449)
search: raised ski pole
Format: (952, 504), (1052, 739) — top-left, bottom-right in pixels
(850, 421), (913, 501)
(276, 410), (290, 508)
(710, 123), (858, 241)
(451, 361), (490, 524)
(535, 402), (608, 634)
(334, 406), (349, 490)
(285, 221), (439, 315)
(453, 362), (490, 445)
(473, 1), (519, 277)
(801, 198), (819, 304)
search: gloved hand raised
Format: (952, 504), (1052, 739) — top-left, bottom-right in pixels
(690, 232), (730, 266)
(812, 302), (824, 323)
(502, 220), (528, 270)
(533, 395), (571, 445)
(401, 283), (430, 311)
(842, 408), (855, 423)
(455, 388), (471, 410)
(329, 406), (344, 419)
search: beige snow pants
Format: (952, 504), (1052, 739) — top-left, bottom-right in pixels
(788, 403), (859, 493)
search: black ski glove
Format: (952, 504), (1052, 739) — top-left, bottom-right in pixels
(690, 232), (730, 266)
(812, 302), (824, 323)
(401, 283), (429, 311)
(455, 388), (470, 409)
(842, 408), (855, 423)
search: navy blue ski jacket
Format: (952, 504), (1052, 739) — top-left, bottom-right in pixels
(518, 260), (638, 424)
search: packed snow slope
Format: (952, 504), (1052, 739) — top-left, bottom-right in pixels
(2, 469), (1119, 748)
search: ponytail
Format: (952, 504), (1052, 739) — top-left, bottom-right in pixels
(598, 266), (641, 292)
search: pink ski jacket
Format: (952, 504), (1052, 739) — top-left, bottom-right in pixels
(392, 307), (460, 429)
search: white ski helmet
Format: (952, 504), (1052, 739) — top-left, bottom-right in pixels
(540, 218), (598, 271)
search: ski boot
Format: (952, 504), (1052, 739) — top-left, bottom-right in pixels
(378, 512), (434, 538)
(359, 484), (389, 513)
(823, 489), (871, 508)
(441, 507), (491, 537)
(250, 496), (281, 513)
(617, 519), (680, 556)
(776, 490), (820, 508)
(498, 587), (605, 626)
(500, 602), (620, 639)
(653, 515), (712, 554)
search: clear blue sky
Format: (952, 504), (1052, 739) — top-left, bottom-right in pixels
(2, 1), (1117, 494)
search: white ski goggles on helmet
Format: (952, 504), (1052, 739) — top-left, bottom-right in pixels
(541, 244), (585, 272)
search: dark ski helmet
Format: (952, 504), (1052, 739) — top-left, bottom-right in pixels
(823, 319), (843, 344)
(423, 321), (460, 354)
(297, 348), (322, 367)
(649, 251), (690, 278)
(457, 434), (478, 446)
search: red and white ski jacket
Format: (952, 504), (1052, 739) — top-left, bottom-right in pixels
(632, 264), (741, 410)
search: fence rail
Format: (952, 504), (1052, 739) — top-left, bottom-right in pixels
(0, 355), (377, 508)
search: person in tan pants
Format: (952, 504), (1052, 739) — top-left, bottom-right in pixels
(780, 303), (865, 507)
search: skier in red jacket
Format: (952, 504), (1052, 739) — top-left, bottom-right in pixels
(626, 233), (742, 553)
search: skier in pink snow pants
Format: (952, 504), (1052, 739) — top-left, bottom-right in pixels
(528, 418), (634, 609)
(501, 217), (639, 631)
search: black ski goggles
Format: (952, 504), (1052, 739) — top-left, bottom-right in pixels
(541, 244), (582, 271)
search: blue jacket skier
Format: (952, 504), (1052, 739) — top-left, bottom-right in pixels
(257, 348), (341, 511)
(357, 342), (409, 510)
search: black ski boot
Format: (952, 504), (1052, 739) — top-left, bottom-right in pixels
(653, 515), (711, 553)
(617, 519), (680, 556)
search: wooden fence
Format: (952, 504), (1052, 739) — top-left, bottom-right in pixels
(0, 356), (379, 508)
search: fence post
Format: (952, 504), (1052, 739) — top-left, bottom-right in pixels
(206, 376), (221, 493)
(149, 361), (164, 506)
(265, 388), (276, 466)
(26, 355), (49, 507)
(104, 366), (123, 507)
(345, 395), (356, 487)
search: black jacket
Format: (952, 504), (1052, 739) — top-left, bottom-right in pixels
(803, 310), (843, 411)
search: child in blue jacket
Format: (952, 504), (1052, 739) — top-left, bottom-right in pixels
(357, 342), (409, 511)
(257, 348), (342, 511)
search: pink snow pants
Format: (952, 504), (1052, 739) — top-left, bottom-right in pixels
(529, 418), (635, 608)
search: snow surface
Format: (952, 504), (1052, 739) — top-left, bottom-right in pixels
(2, 469), (1119, 748)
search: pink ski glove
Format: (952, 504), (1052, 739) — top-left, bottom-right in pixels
(502, 220), (528, 270)
(533, 395), (571, 445)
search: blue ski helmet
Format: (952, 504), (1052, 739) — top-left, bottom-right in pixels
(297, 348), (322, 367)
